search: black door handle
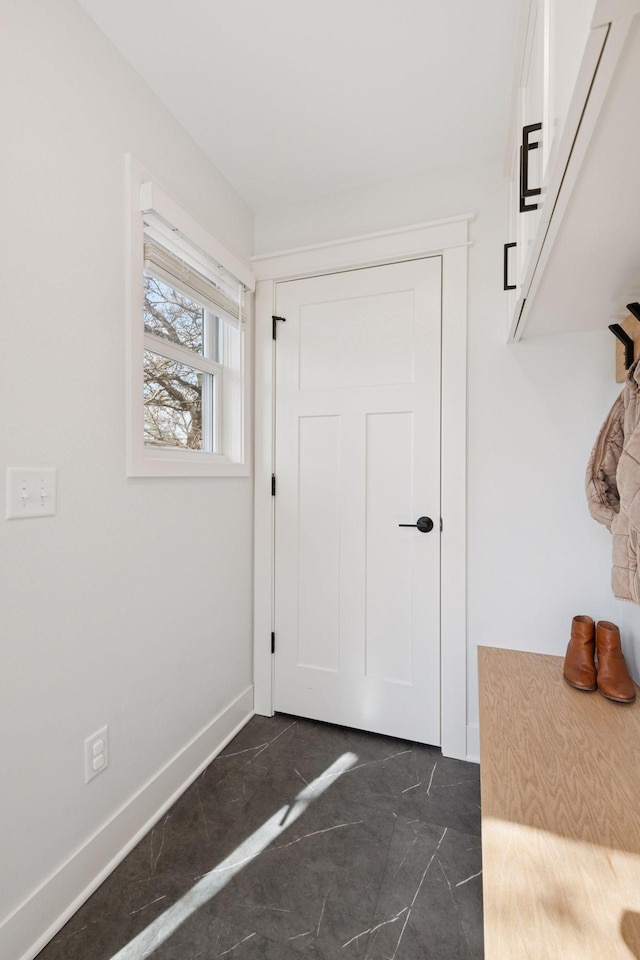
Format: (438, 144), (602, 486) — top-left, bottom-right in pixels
(398, 516), (434, 533)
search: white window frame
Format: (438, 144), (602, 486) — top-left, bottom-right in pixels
(142, 305), (222, 454)
(126, 154), (254, 477)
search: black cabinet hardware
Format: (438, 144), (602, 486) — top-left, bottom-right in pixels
(519, 122), (542, 212)
(504, 242), (516, 291)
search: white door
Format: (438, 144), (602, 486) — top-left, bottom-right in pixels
(274, 257), (441, 745)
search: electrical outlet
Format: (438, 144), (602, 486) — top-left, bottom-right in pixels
(6, 467), (57, 519)
(84, 726), (109, 783)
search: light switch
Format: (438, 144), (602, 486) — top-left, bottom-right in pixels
(6, 468), (57, 519)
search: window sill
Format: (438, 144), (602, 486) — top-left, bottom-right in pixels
(127, 449), (251, 478)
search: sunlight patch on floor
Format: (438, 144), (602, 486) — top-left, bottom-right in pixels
(108, 751), (359, 960)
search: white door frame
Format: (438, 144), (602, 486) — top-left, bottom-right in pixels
(252, 214), (472, 761)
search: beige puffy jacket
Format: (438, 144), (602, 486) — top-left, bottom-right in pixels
(586, 359), (640, 603)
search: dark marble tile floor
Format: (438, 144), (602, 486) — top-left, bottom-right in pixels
(36, 715), (483, 960)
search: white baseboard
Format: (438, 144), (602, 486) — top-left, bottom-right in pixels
(2, 685), (254, 960)
(466, 722), (480, 764)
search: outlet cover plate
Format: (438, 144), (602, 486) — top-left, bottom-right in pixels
(84, 725), (109, 784)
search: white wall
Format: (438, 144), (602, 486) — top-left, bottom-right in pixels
(255, 157), (640, 742)
(4, 0), (637, 949)
(1, 0), (254, 953)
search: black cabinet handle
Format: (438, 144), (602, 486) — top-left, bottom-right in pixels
(399, 516), (434, 533)
(519, 122), (542, 212)
(503, 242), (516, 291)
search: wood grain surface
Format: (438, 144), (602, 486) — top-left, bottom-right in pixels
(478, 645), (640, 960)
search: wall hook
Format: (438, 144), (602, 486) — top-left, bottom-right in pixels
(627, 302), (640, 323)
(609, 323), (635, 370)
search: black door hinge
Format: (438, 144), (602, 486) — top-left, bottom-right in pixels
(271, 632), (275, 654)
(272, 315), (286, 340)
(271, 474), (276, 496)
(440, 518), (443, 532)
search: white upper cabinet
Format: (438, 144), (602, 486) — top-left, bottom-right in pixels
(548, 0), (595, 161)
(518, 0), (546, 273)
(505, 0), (640, 340)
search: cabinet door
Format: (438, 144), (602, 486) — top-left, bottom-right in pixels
(504, 140), (520, 330)
(517, 0), (547, 274)
(504, 0), (547, 314)
(547, 0), (595, 171)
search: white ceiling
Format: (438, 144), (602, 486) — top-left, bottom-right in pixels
(77, 0), (519, 208)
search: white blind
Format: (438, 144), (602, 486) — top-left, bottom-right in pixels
(143, 213), (245, 327)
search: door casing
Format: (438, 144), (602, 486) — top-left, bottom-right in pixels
(252, 215), (471, 761)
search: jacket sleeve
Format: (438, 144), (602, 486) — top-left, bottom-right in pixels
(585, 392), (624, 532)
(616, 395), (640, 536)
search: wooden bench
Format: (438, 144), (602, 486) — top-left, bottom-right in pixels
(478, 645), (640, 959)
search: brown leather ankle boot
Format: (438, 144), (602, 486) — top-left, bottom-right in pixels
(596, 621), (636, 703)
(563, 615), (596, 691)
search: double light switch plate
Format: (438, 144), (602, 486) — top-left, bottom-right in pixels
(6, 467), (57, 519)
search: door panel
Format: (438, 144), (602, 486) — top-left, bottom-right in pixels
(274, 257), (442, 745)
(297, 415), (340, 671)
(298, 290), (415, 389)
(365, 411), (414, 685)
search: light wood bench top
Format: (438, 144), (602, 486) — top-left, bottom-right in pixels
(478, 645), (640, 960)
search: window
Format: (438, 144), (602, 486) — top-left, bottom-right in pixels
(143, 275), (215, 452)
(126, 158), (253, 477)
(141, 232), (243, 458)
